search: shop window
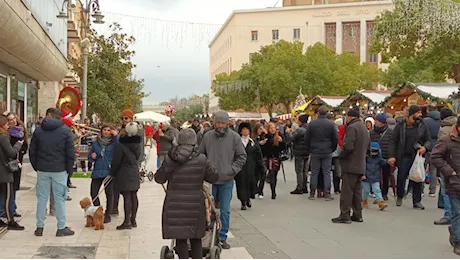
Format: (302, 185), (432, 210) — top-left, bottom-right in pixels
(0, 76), (6, 114)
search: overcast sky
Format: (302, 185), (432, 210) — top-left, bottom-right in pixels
(95, 0), (282, 104)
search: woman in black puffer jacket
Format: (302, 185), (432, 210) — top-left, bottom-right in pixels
(110, 122), (142, 230)
(155, 128), (218, 259)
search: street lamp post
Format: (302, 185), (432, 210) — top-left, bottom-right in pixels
(57, 0), (104, 121)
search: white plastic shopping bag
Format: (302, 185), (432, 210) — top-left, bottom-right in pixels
(409, 154), (426, 183)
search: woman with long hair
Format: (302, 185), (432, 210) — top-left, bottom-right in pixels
(155, 128), (219, 259)
(89, 124), (118, 224)
(235, 123), (265, 210)
(252, 123), (268, 199)
(110, 122), (142, 230)
(0, 115), (24, 230)
(260, 123), (286, 199)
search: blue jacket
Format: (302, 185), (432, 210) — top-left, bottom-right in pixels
(423, 111), (440, 151)
(89, 136), (119, 179)
(364, 143), (387, 183)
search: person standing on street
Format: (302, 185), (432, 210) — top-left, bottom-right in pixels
(388, 105), (431, 209)
(144, 122), (154, 148)
(431, 117), (460, 256)
(290, 114), (309, 195)
(199, 110), (247, 249)
(423, 105), (441, 197)
(29, 108), (76, 236)
(158, 121), (179, 164)
(332, 108), (369, 224)
(305, 107), (338, 201)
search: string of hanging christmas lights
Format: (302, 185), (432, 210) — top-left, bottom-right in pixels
(98, 0), (460, 48)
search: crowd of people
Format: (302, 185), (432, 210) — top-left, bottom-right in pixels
(2, 103), (460, 257)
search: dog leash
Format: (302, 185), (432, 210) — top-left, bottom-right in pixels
(91, 175), (113, 204)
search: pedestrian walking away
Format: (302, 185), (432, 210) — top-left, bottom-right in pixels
(291, 114), (309, 195)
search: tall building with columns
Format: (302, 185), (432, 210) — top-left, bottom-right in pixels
(208, 0), (393, 113)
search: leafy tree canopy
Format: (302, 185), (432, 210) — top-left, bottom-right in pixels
(174, 103), (204, 122)
(371, 0), (460, 85)
(212, 41), (380, 113)
(70, 23), (147, 123)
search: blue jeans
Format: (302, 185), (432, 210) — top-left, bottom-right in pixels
(450, 195), (460, 243)
(212, 182), (234, 241)
(362, 181), (383, 201)
(157, 156), (161, 169)
(0, 190), (16, 216)
(36, 171), (68, 229)
(440, 179), (452, 219)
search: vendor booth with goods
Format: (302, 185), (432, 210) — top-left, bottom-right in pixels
(339, 90), (392, 116)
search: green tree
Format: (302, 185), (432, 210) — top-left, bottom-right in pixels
(371, 0), (460, 85)
(173, 103), (204, 122)
(70, 23), (147, 123)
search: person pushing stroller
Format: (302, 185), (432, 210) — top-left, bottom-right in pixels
(155, 128), (219, 259)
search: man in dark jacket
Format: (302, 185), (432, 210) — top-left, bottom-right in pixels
(191, 118), (201, 134)
(389, 105), (431, 209)
(431, 117), (460, 256)
(29, 108), (76, 237)
(158, 121), (179, 163)
(199, 110), (247, 250)
(305, 107), (338, 200)
(370, 113), (393, 201)
(332, 108), (369, 224)
(291, 114), (309, 195)
(424, 106), (441, 196)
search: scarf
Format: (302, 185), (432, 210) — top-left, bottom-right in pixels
(241, 135), (250, 147)
(98, 136), (113, 148)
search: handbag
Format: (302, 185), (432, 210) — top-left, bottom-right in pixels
(5, 160), (19, 172)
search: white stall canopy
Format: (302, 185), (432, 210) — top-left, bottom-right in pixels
(135, 111), (170, 123)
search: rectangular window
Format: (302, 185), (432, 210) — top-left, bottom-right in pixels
(368, 53), (378, 63)
(293, 28), (300, 39)
(251, 31), (258, 41)
(272, 29), (279, 40)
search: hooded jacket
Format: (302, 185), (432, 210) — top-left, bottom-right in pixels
(29, 118), (76, 174)
(198, 127), (247, 184)
(423, 111), (441, 150)
(438, 115), (458, 140)
(364, 142), (387, 183)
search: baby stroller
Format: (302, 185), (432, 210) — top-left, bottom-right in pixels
(139, 148), (154, 183)
(160, 184), (222, 259)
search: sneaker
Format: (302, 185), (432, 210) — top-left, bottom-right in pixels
(434, 217), (451, 225)
(116, 223), (132, 230)
(290, 189), (303, 195)
(34, 227), (44, 236)
(66, 196), (72, 201)
(383, 195), (389, 201)
(351, 215), (364, 223)
(68, 184), (77, 189)
(241, 205), (247, 211)
(324, 194), (334, 201)
(56, 227), (75, 237)
(331, 217), (352, 224)
(334, 192), (340, 195)
(413, 203), (425, 210)
(104, 215), (111, 224)
(7, 221), (24, 231)
(258, 195), (264, 199)
(429, 193), (436, 197)
(308, 194), (315, 200)
(396, 198), (403, 206)
(219, 240), (231, 250)
(246, 200), (252, 208)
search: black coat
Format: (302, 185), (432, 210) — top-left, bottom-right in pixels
(305, 116), (338, 155)
(235, 138), (265, 202)
(292, 124), (309, 157)
(0, 133), (22, 184)
(110, 135), (142, 192)
(155, 145), (219, 239)
(369, 124), (393, 159)
(260, 133), (286, 158)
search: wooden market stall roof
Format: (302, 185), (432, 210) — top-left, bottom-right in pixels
(382, 83), (460, 109)
(227, 111), (263, 120)
(306, 96), (347, 111)
(339, 90), (392, 108)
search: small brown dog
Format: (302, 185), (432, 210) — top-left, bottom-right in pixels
(79, 197), (104, 230)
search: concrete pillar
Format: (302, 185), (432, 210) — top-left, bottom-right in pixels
(336, 21), (342, 54)
(37, 81), (63, 116)
(360, 19), (367, 64)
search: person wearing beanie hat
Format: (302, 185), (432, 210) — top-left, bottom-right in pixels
(199, 110), (247, 249)
(235, 122), (265, 210)
(431, 116), (460, 254)
(290, 114), (310, 195)
(423, 106), (441, 196)
(332, 106), (369, 224)
(369, 113), (394, 201)
(191, 118), (202, 134)
(388, 104), (430, 209)
(196, 121), (212, 146)
(439, 108), (457, 140)
(441, 108), (455, 121)
(155, 129), (219, 259)
(158, 120), (179, 162)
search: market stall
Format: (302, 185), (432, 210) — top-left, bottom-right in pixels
(304, 96), (346, 116)
(381, 83), (459, 115)
(227, 111), (263, 121)
(276, 114), (292, 120)
(135, 111), (171, 123)
(339, 90), (392, 115)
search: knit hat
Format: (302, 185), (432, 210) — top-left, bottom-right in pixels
(122, 109), (134, 120)
(375, 113), (388, 124)
(440, 108), (454, 120)
(347, 108), (360, 118)
(125, 122), (139, 137)
(334, 118), (343, 126)
(214, 111), (229, 124)
(408, 105), (421, 116)
(203, 121), (212, 128)
(238, 122), (252, 134)
(193, 118), (200, 122)
(298, 114), (309, 124)
(178, 128), (197, 145)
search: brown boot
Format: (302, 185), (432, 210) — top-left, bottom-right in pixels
(378, 200), (388, 211)
(362, 200), (368, 209)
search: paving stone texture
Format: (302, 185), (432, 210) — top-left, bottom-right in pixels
(0, 159), (457, 259)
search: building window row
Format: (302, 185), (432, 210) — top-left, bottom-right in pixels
(250, 28), (301, 41)
(211, 57), (233, 80)
(211, 36), (232, 63)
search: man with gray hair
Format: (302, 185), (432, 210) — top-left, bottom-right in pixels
(199, 110), (247, 249)
(158, 121), (179, 163)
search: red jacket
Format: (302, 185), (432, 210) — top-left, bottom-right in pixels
(338, 125), (346, 148)
(153, 130), (160, 153)
(145, 125), (153, 137)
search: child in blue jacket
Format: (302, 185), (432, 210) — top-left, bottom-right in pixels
(362, 142), (388, 210)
